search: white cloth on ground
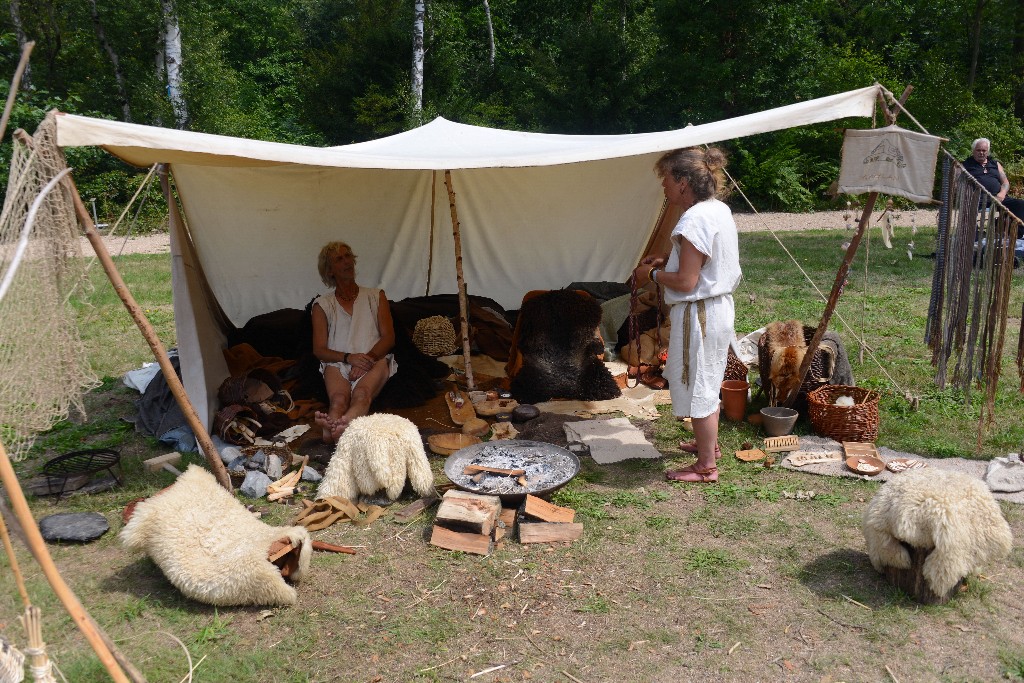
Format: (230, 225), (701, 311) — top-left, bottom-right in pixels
(315, 286), (397, 385)
(563, 417), (662, 464)
(985, 453), (1024, 493)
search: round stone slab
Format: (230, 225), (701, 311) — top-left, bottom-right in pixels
(38, 512), (109, 543)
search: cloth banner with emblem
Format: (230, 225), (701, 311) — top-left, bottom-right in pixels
(837, 125), (941, 203)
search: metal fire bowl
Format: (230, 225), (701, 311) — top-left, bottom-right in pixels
(444, 439), (581, 504)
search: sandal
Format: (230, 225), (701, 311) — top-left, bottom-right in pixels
(665, 465), (718, 483)
(679, 441), (722, 459)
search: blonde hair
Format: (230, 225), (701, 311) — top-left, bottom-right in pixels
(317, 241), (355, 287)
(654, 146), (729, 201)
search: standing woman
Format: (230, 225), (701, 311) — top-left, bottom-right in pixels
(635, 147), (741, 483)
(312, 241), (398, 442)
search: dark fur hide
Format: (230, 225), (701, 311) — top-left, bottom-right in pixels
(509, 290), (621, 404)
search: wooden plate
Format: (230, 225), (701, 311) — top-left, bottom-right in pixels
(475, 399), (519, 416)
(428, 433), (482, 456)
(845, 455), (884, 476)
(444, 389), (477, 425)
(735, 448), (767, 462)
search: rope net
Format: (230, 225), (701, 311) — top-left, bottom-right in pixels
(0, 113), (98, 461)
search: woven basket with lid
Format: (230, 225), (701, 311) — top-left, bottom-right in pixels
(412, 315), (458, 357)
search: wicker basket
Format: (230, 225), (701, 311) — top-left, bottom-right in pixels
(412, 315), (458, 357)
(807, 385), (880, 443)
(229, 445), (298, 483)
(724, 347), (748, 382)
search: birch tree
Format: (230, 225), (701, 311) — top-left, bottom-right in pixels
(412, 0), (425, 117)
(482, 0), (495, 67)
(160, 0), (188, 128)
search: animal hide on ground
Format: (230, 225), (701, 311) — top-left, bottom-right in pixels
(509, 290), (621, 404)
(120, 465), (311, 606)
(317, 413), (434, 502)
(862, 468), (1013, 595)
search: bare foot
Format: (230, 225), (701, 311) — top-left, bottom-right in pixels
(314, 411), (338, 443)
(330, 417), (348, 441)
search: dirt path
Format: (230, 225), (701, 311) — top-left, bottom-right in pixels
(84, 210), (941, 256)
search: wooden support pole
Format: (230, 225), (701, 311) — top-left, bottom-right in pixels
(784, 192), (879, 408)
(61, 169), (233, 491)
(443, 170), (476, 390)
(0, 441), (133, 683)
(0, 40), (33, 142)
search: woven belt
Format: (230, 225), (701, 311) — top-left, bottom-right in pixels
(680, 299), (707, 386)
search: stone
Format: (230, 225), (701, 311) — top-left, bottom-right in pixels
(511, 404), (540, 423)
(220, 446), (243, 465)
(301, 467), (323, 483)
(38, 512), (109, 543)
(240, 470), (273, 498)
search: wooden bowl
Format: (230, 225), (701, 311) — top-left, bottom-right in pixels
(427, 433), (482, 456)
(475, 399), (519, 416)
(845, 455), (884, 476)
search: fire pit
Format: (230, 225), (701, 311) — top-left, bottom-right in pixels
(443, 440), (580, 504)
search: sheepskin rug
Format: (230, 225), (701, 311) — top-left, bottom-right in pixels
(862, 468), (1013, 595)
(317, 413), (434, 502)
(120, 465), (311, 606)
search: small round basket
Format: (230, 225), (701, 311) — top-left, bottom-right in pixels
(232, 445), (297, 483)
(807, 385), (880, 443)
(412, 315), (458, 357)
(723, 347), (749, 382)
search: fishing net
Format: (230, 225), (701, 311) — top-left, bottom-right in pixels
(0, 113), (98, 461)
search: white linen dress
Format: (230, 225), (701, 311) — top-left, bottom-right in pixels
(661, 198), (742, 419)
(315, 287), (398, 386)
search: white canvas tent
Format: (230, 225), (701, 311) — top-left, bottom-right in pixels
(54, 85), (881, 430)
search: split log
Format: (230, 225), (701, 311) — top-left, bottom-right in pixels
(430, 525), (492, 555)
(435, 490), (501, 536)
(523, 495), (575, 523)
(393, 496), (439, 523)
(519, 522), (583, 544)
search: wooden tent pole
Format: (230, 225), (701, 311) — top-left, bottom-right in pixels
(0, 40), (33, 143)
(783, 192), (879, 407)
(443, 170), (475, 390)
(62, 172), (233, 491)
(0, 441), (133, 683)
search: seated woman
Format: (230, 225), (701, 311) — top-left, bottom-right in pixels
(312, 241), (397, 441)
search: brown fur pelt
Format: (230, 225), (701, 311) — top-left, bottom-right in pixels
(619, 320), (671, 367)
(764, 320), (807, 405)
(510, 290), (621, 404)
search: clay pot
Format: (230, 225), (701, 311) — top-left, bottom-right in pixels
(760, 406), (798, 437)
(720, 380), (749, 422)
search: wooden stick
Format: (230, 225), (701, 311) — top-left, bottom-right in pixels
(0, 440), (132, 683)
(784, 192), (879, 408)
(463, 464), (526, 477)
(311, 540), (357, 554)
(0, 513), (30, 608)
(0, 40), (33, 143)
(57, 162), (232, 491)
(443, 170), (475, 390)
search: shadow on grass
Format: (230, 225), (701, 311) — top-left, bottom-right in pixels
(797, 548), (910, 609)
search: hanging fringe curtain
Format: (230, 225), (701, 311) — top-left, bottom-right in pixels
(926, 149), (1023, 446)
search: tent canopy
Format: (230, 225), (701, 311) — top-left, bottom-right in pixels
(54, 84), (881, 428)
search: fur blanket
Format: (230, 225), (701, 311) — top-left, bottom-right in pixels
(862, 468), (1013, 595)
(120, 465), (311, 606)
(317, 413), (434, 502)
(509, 290), (621, 404)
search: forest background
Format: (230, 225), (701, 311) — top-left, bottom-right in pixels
(2, 0), (1024, 226)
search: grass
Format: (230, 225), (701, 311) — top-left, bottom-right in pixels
(1, 225), (1023, 681)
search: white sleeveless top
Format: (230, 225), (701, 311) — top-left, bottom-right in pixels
(315, 286), (398, 381)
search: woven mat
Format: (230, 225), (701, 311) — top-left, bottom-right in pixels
(778, 435), (1024, 504)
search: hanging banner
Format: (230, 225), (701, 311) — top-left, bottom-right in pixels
(837, 125), (941, 202)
